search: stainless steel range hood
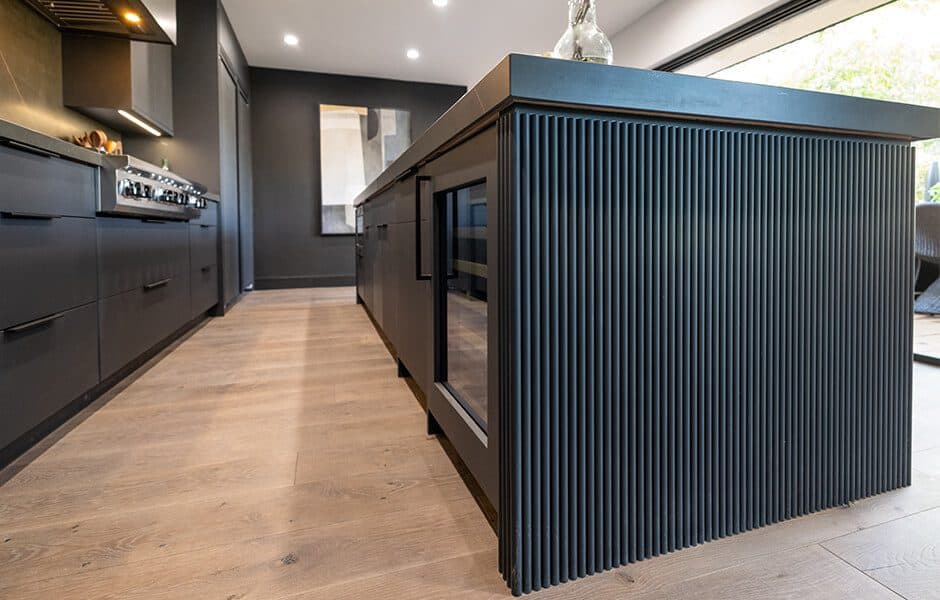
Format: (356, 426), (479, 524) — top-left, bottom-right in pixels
(22, 0), (177, 44)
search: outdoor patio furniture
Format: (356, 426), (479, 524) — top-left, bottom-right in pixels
(915, 202), (940, 314)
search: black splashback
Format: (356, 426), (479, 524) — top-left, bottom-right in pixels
(498, 106), (915, 594)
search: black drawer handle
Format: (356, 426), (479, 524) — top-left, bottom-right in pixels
(143, 278), (172, 291)
(4, 311), (66, 334)
(142, 218), (169, 224)
(1, 139), (61, 160)
(377, 224), (389, 229)
(200, 266), (212, 273)
(1, 211), (62, 220)
(200, 224), (212, 229)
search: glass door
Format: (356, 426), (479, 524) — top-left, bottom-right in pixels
(439, 181), (489, 431)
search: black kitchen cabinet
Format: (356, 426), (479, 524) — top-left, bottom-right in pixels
(395, 219), (433, 392)
(371, 228), (386, 332)
(219, 60), (241, 309)
(0, 142), (97, 218)
(0, 100), (227, 469)
(355, 125), (499, 519)
(98, 274), (191, 380)
(190, 201), (220, 319)
(0, 144), (102, 461)
(0, 215), (97, 331)
(0, 301), (99, 452)
(237, 92), (254, 291)
(351, 55), (940, 594)
(97, 208), (220, 379)
(97, 218), (190, 298)
(218, 59), (254, 309)
(190, 223), (218, 272)
(381, 222), (404, 350)
(191, 265), (220, 318)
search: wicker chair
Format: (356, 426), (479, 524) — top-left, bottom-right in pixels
(914, 203), (940, 314)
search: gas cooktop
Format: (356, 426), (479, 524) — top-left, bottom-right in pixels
(99, 155), (209, 221)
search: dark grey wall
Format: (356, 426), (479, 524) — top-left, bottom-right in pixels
(250, 67), (465, 289)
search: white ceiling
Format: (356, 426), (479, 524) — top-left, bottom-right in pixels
(220, 0), (665, 87)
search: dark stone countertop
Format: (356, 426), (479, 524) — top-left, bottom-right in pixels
(0, 117), (108, 167)
(355, 53), (940, 206)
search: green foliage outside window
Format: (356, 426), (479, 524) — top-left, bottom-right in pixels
(714, 0), (940, 202)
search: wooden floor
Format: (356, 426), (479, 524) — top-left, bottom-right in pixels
(1, 288), (939, 599)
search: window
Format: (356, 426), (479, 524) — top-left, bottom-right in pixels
(711, 0), (940, 359)
(711, 0), (940, 200)
(440, 181), (488, 430)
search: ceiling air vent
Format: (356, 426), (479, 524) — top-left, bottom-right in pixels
(21, 0), (176, 44)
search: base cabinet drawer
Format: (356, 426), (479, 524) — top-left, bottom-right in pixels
(190, 202), (219, 227)
(98, 218), (190, 298)
(99, 275), (190, 379)
(0, 143), (97, 218)
(191, 265), (219, 318)
(0, 302), (99, 450)
(190, 224), (218, 270)
(0, 215), (97, 330)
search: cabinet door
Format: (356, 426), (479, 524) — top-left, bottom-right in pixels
(97, 218), (190, 298)
(190, 224), (218, 270)
(191, 264), (220, 318)
(381, 223), (402, 351)
(0, 144), (96, 218)
(397, 221), (433, 393)
(0, 215), (97, 330)
(219, 61), (240, 308)
(237, 92), (254, 291)
(359, 206), (374, 310)
(98, 274), (191, 379)
(372, 224), (386, 328)
(0, 302), (99, 450)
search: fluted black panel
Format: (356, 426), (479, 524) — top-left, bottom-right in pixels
(497, 107), (915, 595)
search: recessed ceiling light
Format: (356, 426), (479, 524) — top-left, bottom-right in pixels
(406, 48), (420, 60)
(432, 0), (448, 7)
(284, 34), (299, 46)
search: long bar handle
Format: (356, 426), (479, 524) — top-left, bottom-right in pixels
(1, 139), (61, 160)
(1, 211), (62, 220)
(143, 278), (172, 291)
(4, 311), (66, 334)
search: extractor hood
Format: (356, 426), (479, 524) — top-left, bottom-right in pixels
(22, 0), (177, 44)
(62, 34), (174, 136)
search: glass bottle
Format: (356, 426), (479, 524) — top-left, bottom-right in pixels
(553, 0), (613, 65)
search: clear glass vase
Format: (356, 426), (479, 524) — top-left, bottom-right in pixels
(553, 0), (613, 65)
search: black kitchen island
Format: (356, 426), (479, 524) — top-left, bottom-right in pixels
(353, 54), (940, 595)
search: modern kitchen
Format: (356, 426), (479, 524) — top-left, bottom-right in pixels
(2, 1), (940, 598)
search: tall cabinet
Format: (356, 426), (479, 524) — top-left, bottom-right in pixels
(218, 60), (254, 306)
(237, 92), (254, 291)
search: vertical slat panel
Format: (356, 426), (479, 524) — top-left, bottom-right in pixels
(497, 107), (914, 595)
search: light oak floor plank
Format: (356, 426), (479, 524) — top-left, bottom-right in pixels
(1, 288), (939, 599)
